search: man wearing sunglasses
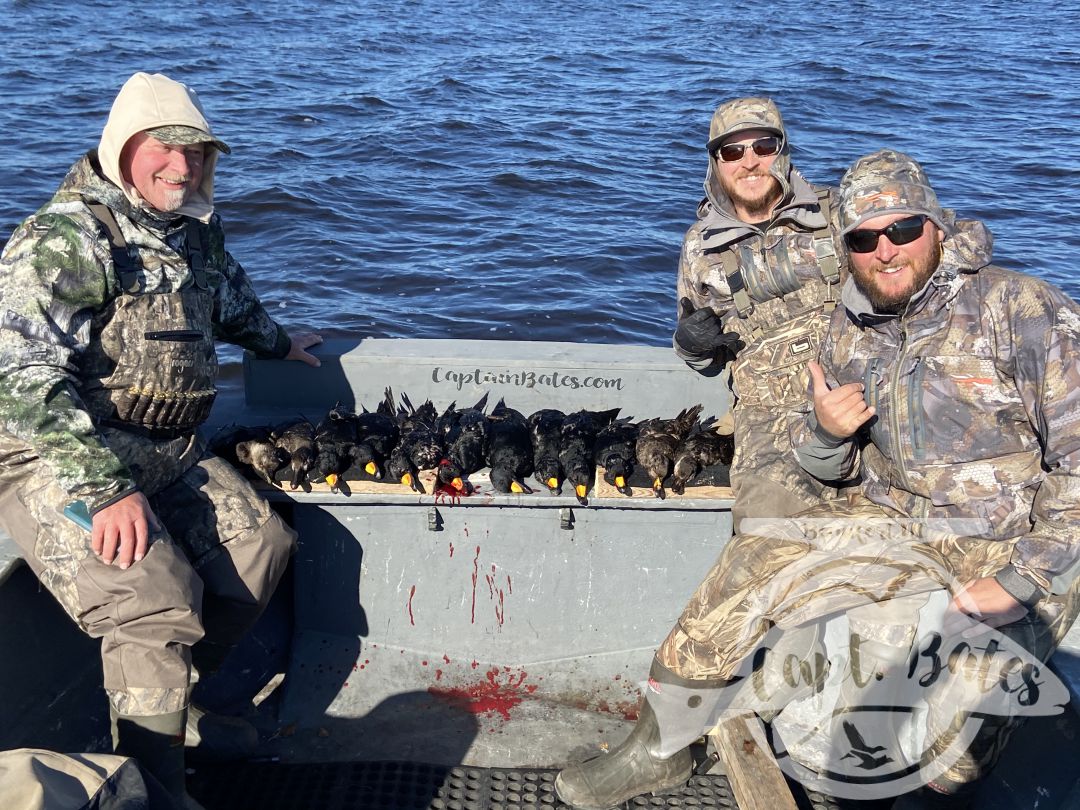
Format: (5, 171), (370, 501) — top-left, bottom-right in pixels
(672, 97), (845, 531)
(783, 148), (1080, 805)
(557, 98), (846, 809)
(558, 149), (1080, 809)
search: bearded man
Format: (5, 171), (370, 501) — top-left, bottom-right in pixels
(557, 150), (1080, 809)
(0, 72), (321, 808)
(672, 97), (847, 529)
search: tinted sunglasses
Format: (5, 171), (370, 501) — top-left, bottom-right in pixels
(713, 136), (782, 163)
(844, 215), (929, 253)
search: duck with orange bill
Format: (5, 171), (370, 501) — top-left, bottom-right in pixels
(485, 398), (533, 494)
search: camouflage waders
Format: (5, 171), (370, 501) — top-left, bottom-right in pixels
(676, 99), (845, 529)
(0, 450), (296, 717)
(655, 494), (1080, 788)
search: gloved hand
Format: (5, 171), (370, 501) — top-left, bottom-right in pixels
(674, 297), (744, 360)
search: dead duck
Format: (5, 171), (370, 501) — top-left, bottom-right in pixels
(594, 420), (639, 496)
(437, 394), (490, 491)
(272, 417), (317, 490)
(485, 399), (533, 494)
(670, 428), (733, 495)
(391, 389), (445, 473)
(559, 407), (620, 505)
(212, 424), (289, 486)
(436, 393), (489, 444)
(527, 408), (566, 495)
(635, 405), (703, 499)
(313, 403), (361, 492)
(387, 444), (424, 494)
(238, 436), (290, 487)
(353, 398), (400, 480)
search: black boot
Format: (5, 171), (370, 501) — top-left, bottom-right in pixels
(555, 661), (724, 810)
(185, 703), (259, 761)
(112, 707), (207, 810)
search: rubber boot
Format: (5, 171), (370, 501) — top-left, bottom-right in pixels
(112, 707), (207, 810)
(185, 702), (260, 761)
(555, 660), (725, 810)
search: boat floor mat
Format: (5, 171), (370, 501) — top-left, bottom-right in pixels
(187, 760), (886, 809)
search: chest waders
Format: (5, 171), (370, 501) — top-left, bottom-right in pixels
(723, 187), (840, 410)
(85, 202), (218, 436)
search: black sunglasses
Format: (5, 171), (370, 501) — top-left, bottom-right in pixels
(844, 215), (929, 253)
(713, 136), (782, 163)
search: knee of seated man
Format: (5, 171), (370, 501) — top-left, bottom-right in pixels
(255, 511), (298, 559)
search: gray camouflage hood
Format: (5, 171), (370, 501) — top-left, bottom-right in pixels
(840, 214), (995, 324)
(697, 98), (826, 250)
(97, 72), (224, 223)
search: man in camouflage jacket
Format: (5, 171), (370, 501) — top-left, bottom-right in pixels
(0, 72), (321, 807)
(673, 97), (845, 529)
(558, 150), (1080, 809)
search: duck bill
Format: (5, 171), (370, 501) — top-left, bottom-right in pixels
(451, 477), (464, 491)
(614, 476), (625, 489)
(401, 472), (413, 489)
(575, 484), (587, 499)
(364, 461), (378, 476)
(325, 473), (339, 490)
(510, 481), (525, 494)
(652, 477), (666, 500)
(545, 476), (560, 491)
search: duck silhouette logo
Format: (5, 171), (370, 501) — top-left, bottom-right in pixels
(838, 720), (892, 770)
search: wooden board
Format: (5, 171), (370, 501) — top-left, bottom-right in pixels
(256, 469), (440, 496)
(252, 466), (733, 501)
(709, 714), (798, 810)
(592, 467), (733, 501)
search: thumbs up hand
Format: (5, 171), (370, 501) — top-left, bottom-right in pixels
(808, 361), (875, 439)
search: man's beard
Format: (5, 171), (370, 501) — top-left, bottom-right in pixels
(719, 170), (783, 221)
(852, 240), (942, 314)
(158, 187), (190, 212)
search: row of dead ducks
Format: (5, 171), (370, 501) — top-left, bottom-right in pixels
(211, 389), (733, 504)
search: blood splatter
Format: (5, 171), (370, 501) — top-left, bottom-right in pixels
(495, 586), (505, 627)
(470, 545), (480, 624)
(427, 666), (534, 721)
(433, 485), (463, 505)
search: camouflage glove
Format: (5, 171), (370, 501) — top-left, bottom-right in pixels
(674, 297), (744, 360)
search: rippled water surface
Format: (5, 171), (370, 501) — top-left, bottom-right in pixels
(2, 0), (1078, 369)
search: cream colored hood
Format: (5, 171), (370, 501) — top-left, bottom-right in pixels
(97, 72), (225, 222)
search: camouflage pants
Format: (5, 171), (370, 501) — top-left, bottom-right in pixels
(729, 403), (841, 533)
(0, 452), (296, 717)
(656, 493), (1080, 788)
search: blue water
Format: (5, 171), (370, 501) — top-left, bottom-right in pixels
(2, 0), (1078, 366)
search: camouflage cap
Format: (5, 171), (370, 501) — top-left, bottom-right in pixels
(838, 149), (948, 235)
(144, 124), (231, 155)
(706, 97), (785, 154)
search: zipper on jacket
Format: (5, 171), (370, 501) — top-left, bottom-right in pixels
(144, 330), (203, 342)
(889, 324), (914, 492)
(908, 357), (925, 459)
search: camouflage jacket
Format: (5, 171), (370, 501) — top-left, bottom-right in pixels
(0, 152), (290, 512)
(795, 219), (1080, 596)
(675, 170), (844, 411)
